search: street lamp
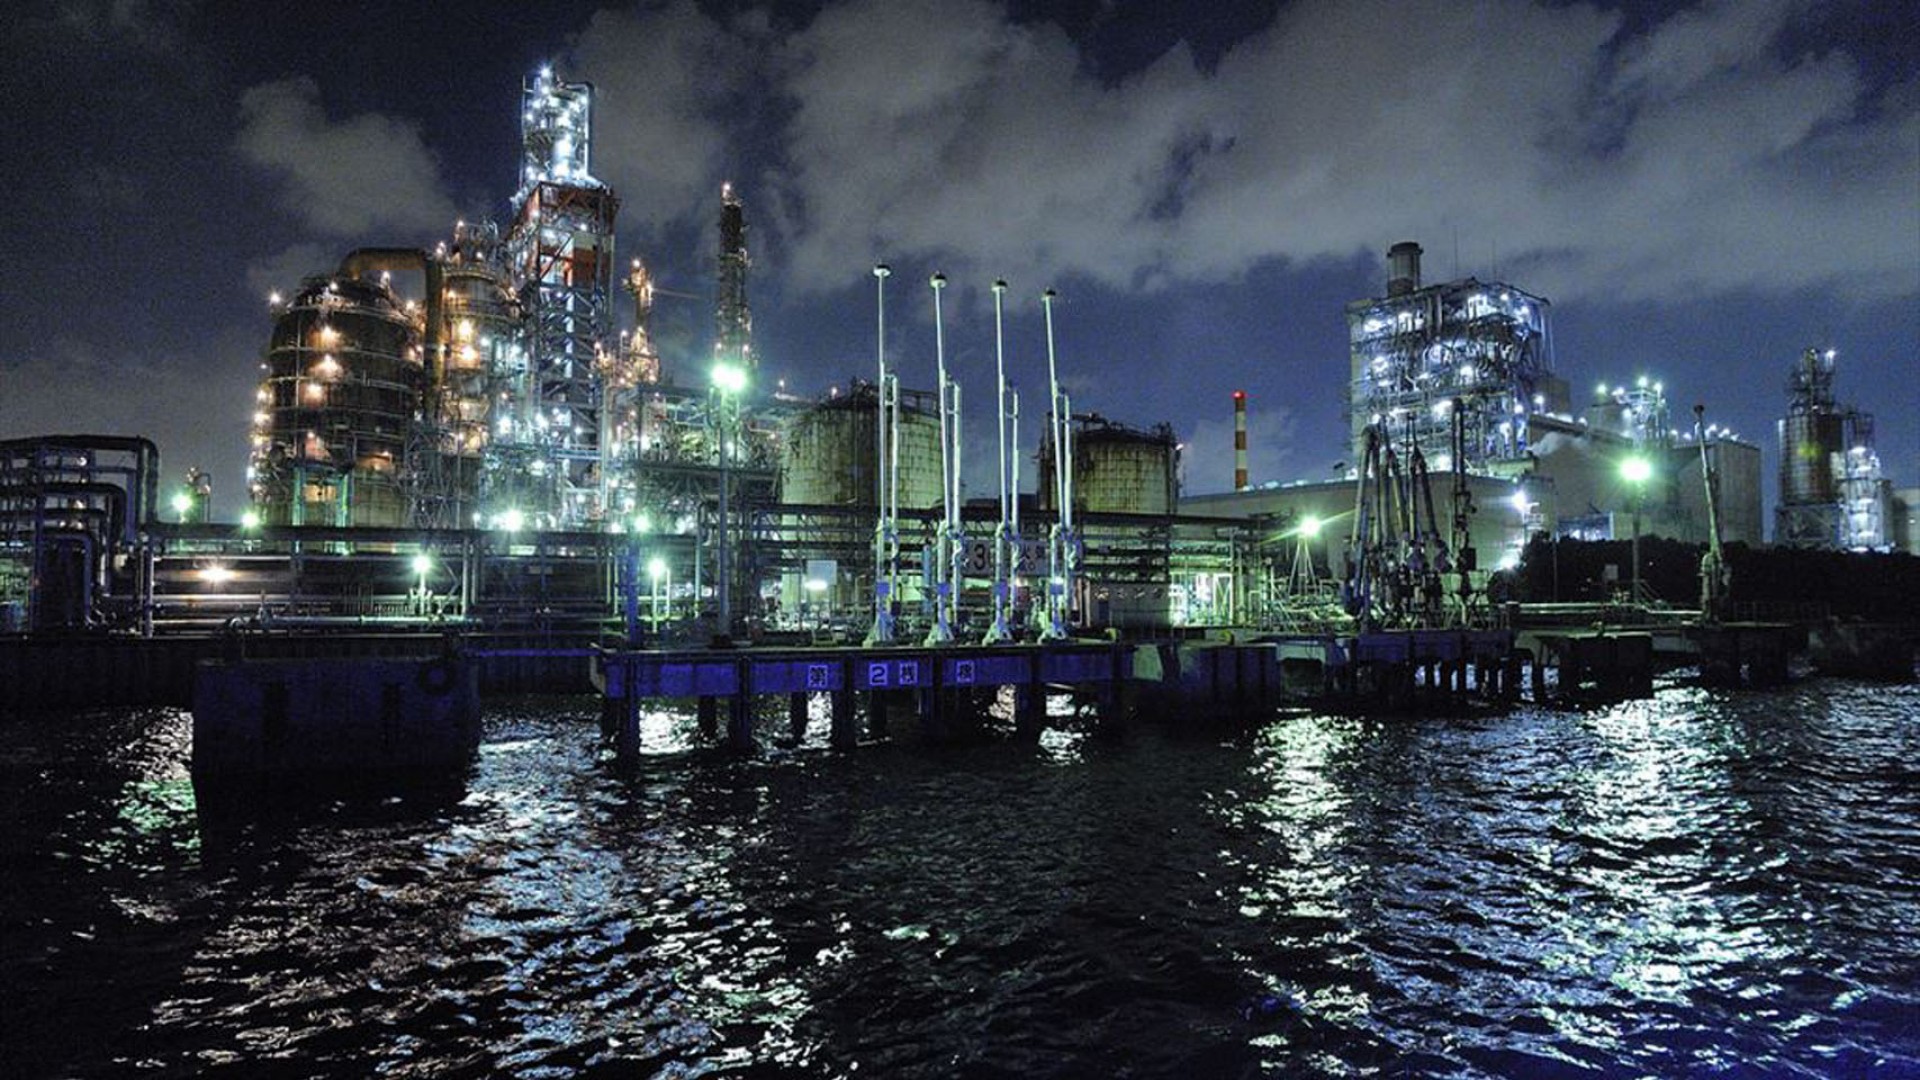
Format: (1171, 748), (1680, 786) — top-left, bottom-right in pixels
(1619, 454), (1653, 605)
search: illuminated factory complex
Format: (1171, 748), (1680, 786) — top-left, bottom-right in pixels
(3, 66), (1904, 640)
(250, 69), (709, 532)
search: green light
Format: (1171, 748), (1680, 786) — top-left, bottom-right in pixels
(1299, 514), (1323, 538)
(711, 362), (747, 395)
(633, 512), (652, 534)
(240, 509), (261, 530)
(1620, 455), (1653, 485)
(171, 491), (193, 516)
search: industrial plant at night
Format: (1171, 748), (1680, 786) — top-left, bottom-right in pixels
(5, 7), (1920, 1077)
(0, 65), (1910, 649)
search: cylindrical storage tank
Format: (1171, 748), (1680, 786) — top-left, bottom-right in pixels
(441, 233), (523, 525)
(1777, 412), (1843, 504)
(778, 383), (943, 509)
(1038, 420), (1179, 515)
(250, 275), (422, 527)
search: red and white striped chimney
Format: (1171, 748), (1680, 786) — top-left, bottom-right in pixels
(1233, 390), (1248, 491)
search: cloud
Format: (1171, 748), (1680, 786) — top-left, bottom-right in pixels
(236, 76), (459, 239)
(244, 242), (334, 301)
(752, 0), (1916, 304)
(571, 1), (760, 235)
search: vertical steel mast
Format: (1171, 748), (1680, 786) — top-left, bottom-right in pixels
(925, 272), (956, 645)
(865, 264), (898, 646)
(984, 279), (1014, 644)
(1040, 288), (1074, 640)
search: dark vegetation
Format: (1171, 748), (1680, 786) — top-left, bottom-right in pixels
(1511, 536), (1920, 621)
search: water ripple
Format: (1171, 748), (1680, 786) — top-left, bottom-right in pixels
(2, 683), (1917, 1077)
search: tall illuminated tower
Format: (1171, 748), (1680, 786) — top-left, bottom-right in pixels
(715, 182), (752, 375)
(502, 66), (620, 528)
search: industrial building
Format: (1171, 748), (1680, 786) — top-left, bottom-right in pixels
(244, 70), (794, 542)
(1188, 242), (1765, 611)
(1774, 347), (1894, 551)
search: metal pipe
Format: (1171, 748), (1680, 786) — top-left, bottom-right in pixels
(926, 272), (954, 645)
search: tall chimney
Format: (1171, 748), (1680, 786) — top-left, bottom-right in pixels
(1387, 241), (1423, 297)
(1233, 390), (1249, 491)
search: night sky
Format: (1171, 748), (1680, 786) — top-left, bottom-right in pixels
(2, 0), (1914, 522)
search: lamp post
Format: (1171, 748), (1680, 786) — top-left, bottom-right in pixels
(1620, 454), (1652, 605)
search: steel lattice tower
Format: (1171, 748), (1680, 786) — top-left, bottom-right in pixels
(503, 68), (620, 528)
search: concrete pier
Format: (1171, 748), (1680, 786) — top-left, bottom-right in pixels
(594, 642), (1130, 759)
(191, 655), (480, 798)
(1530, 631), (1655, 702)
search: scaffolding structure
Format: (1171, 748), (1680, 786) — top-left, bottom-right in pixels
(1347, 243), (1559, 478)
(500, 69), (620, 529)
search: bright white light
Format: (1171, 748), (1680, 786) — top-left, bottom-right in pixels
(171, 492), (193, 516)
(1510, 492), (1529, 514)
(804, 578), (828, 594)
(240, 510), (261, 530)
(646, 557), (667, 581)
(202, 564), (233, 584)
(711, 362), (748, 395)
(1497, 550), (1521, 571)
(499, 508), (525, 532)
(412, 554), (433, 576)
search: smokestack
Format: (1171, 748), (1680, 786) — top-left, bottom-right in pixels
(1387, 241), (1423, 297)
(1233, 390), (1248, 491)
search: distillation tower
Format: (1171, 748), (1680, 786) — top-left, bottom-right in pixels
(495, 68), (620, 530)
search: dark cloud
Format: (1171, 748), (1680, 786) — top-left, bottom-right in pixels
(559, 0), (1913, 306)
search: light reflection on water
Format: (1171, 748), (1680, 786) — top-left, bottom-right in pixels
(1, 682), (1917, 1078)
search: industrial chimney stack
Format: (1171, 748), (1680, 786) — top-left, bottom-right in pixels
(1387, 241), (1423, 297)
(1233, 390), (1248, 491)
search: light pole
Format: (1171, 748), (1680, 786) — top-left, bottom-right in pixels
(1620, 454), (1652, 605)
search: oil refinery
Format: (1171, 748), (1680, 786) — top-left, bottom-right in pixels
(0, 66), (1909, 646)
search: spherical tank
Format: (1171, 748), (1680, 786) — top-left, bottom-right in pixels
(778, 385), (943, 510)
(1778, 412), (1842, 504)
(249, 275), (422, 527)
